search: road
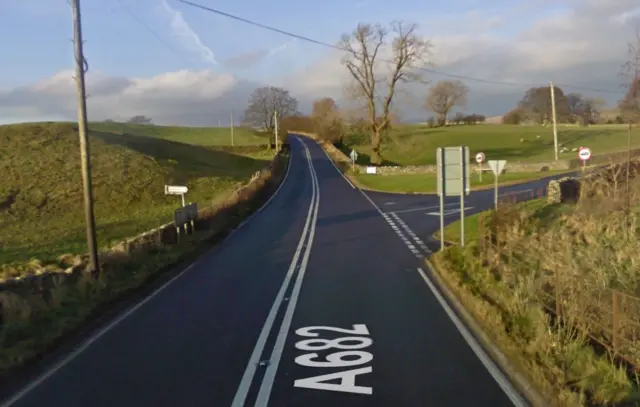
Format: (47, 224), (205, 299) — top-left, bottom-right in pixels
(0, 135), (566, 407)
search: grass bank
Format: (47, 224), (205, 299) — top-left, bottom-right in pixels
(343, 124), (638, 166)
(0, 122), (272, 265)
(430, 178), (640, 406)
(352, 170), (569, 194)
(0, 134), (290, 379)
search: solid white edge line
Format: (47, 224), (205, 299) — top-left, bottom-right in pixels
(0, 141), (295, 407)
(253, 140), (321, 406)
(313, 137), (527, 406)
(230, 137), (317, 407)
(416, 268), (527, 407)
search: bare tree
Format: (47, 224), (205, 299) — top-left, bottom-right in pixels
(567, 93), (605, 125)
(243, 86), (299, 131)
(518, 86), (571, 124)
(127, 115), (152, 124)
(425, 80), (469, 126)
(340, 21), (431, 164)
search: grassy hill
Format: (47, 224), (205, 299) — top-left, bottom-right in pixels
(0, 122), (272, 264)
(344, 123), (637, 166)
(88, 122), (266, 146)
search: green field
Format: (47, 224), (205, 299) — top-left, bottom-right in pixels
(352, 170), (568, 194)
(0, 122), (272, 264)
(344, 124), (638, 166)
(89, 122), (267, 146)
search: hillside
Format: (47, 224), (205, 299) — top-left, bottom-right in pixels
(88, 122), (267, 146)
(0, 122), (271, 263)
(344, 123), (637, 166)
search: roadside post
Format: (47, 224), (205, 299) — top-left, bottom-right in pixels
(488, 160), (507, 210)
(475, 152), (485, 182)
(165, 185), (188, 207)
(578, 146), (591, 172)
(436, 146), (470, 249)
(350, 149), (358, 170)
(174, 202), (198, 241)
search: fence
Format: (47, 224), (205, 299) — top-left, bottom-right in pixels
(476, 205), (640, 370)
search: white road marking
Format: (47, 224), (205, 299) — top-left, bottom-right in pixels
(416, 268), (528, 407)
(231, 138), (319, 407)
(314, 138), (528, 406)
(253, 140), (321, 406)
(0, 137), (297, 407)
(389, 213), (431, 254)
(386, 203), (456, 215)
(426, 207), (474, 216)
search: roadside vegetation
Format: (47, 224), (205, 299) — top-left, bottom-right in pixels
(431, 168), (640, 406)
(0, 122), (273, 265)
(0, 120), (290, 378)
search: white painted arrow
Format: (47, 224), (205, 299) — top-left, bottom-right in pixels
(426, 206), (474, 216)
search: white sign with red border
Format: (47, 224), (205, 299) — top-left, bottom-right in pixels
(578, 147), (591, 161)
(475, 152), (485, 164)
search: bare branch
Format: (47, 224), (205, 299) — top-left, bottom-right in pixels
(425, 80), (469, 125)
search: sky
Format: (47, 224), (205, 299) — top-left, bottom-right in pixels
(0, 0), (639, 125)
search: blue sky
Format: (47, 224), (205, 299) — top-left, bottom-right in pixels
(0, 0), (637, 125)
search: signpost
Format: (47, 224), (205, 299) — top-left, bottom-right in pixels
(578, 146), (591, 171)
(165, 185), (188, 207)
(350, 149), (358, 170)
(436, 146), (470, 249)
(174, 202), (198, 240)
(488, 160), (507, 210)
(475, 152), (485, 182)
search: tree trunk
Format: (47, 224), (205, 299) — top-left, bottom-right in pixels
(371, 128), (383, 164)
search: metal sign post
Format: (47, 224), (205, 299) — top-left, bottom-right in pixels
(488, 160), (506, 210)
(165, 185), (189, 207)
(436, 146), (470, 249)
(350, 149), (358, 170)
(578, 147), (591, 171)
(475, 152), (485, 182)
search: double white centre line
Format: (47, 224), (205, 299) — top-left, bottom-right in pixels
(231, 139), (320, 407)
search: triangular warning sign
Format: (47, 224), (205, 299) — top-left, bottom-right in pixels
(488, 160), (506, 175)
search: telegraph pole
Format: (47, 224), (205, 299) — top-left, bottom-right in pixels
(230, 109), (234, 146)
(274, 110), (279, 150)
(71, 0), (99, 274)
(550, 81), (559, 161)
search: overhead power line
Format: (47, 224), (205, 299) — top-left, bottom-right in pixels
(174, 0), (626, 95)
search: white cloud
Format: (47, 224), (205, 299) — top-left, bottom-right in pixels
(1, 0), (639, 124)
(161, 0), (217, 65)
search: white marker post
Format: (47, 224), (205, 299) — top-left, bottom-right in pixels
(475, 152), (485, 182)
(165, 185), (189, 207)
(488, 160), (506, 210)
(350, 149), (358, 170)
(578, 146), (591, 171)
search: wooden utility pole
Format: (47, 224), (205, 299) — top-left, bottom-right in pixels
(274, 110), (279, 150)
(550, 81), (559, 161)
(71, 0), (99, 274)
(230, 109), (235, 146)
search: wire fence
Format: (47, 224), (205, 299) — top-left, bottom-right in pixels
(476, 202), (640, 371)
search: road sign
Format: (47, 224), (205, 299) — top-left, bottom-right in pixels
(174, 202), (198, 239)
(578, 147), (591, 161)
(487, 160), (507, 209)
(350, 149), (358, 161)
(475, 152), (485, 164)
(165, 185), (188, 195)
(488, 160), (506, 175)
(436, 146), (470, 249)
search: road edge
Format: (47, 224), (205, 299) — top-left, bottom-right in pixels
(422, 258), (553, 407)
(0, 145), (293, 404)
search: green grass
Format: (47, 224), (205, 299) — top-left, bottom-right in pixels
(344, 123), (638, 166)
(352, 170), (568, 194)
(88, 122), (267, 146)
(439, 198), (571, 243)
(0, 122), (271, 263)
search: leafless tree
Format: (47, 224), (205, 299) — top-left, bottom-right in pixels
(425, 80), (469, 126)
(243, 86), (299, 131)
(340, 21), (431, 164)
(567, 93), (605, 125)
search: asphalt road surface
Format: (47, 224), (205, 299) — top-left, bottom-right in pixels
(0, 135), (568, 407)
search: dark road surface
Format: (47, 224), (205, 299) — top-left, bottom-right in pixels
(0, 135), (567, 407)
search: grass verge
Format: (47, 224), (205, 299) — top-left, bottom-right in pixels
(352, 171), (570, 194)
(0, 139), (290, 381)
(430, 184), (640, 406)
